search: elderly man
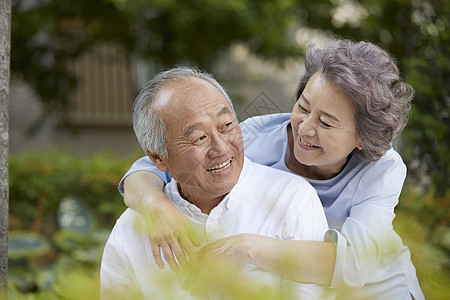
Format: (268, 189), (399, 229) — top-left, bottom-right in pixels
(100, 67), (330, 299)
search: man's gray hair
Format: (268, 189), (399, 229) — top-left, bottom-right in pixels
(132, 66), (235, 157)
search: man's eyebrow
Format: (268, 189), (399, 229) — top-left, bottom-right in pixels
(183, 106), (233, 137)
(301, 95), (341, 123)
(184, 123), (201, 137)
(218, 106), (232, 116)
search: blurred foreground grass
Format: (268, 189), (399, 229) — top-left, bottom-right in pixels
(394, 213), (449, 299)
(7, 150), (450, 299)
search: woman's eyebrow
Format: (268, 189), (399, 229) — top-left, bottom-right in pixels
(302, 95), (341, 123)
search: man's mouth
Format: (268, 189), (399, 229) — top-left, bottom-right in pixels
(207, 159), (232, 173)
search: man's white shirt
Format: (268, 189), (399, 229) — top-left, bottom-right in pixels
(101, 157), (332, 299)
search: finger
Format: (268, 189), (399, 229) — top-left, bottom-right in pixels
(171, 242), (188, 271)
(186, 225), (200, 247)
(160, 243), (180, 273)
(149, 242), (164, 270)
(197, 243), (219, 261)
(179, 236), (198, 266)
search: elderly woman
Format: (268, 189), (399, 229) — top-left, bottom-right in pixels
(119, 39), (424, 299)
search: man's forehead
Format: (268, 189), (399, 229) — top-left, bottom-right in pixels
(182, 105), (233, 136)
(156, 77), (231, 110)
(154, 88), (174, 108)
(155, 78), (219, 106)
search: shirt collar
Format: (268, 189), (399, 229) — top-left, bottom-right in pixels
(164, 157), (252, 214)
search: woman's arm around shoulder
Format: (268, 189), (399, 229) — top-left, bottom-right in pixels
(119, 156), (199, 273)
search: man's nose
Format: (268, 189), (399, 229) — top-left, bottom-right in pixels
(208, 133), (229, 157)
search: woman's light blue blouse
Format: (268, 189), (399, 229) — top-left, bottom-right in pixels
(119, 113), (424, 300)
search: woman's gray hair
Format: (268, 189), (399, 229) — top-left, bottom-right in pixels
(133, 66), (235, 157)
(294, 39), (414, 161)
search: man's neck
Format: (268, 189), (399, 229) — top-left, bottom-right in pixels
(177, 183), (226, 214)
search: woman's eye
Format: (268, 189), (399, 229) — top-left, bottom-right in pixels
(298, 104), (308, 112)
(319, 119), (332, 128)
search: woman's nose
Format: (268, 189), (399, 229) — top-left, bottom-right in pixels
(297, 117), (317, 136)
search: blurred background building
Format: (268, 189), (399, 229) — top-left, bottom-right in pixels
(10, 40), (307, 156)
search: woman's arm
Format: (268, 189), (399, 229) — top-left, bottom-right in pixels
(196, 234), (336, 285)
(250, 236), (336, 285)
(123, 171), (199, 273)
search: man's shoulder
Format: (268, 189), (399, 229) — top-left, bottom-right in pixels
(116, 208), (139, 222)
(247, 159), (315, 191)
(113, 208), (146, 236)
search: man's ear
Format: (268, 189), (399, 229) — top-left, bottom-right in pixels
(146, 150), (168, 171)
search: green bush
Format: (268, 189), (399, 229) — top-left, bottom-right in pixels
(9, 150), (136, 233)
(8, 150), (140, 296)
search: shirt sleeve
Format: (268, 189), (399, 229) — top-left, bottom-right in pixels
(325, 152), (407, 289)
(239, 114), (289, 166)
(117, 156), (173, 195)
(100, 220), (142, 299)
(284, 186), (329, 241)
(281, 179), (334, 300)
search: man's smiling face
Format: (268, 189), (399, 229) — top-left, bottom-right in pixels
(151, 77), (244, 210)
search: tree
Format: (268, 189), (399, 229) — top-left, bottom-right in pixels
(110, 0), (303, 66)
(11, 0), (303, 129)
(11, 0), (134, 131)
(401, 1), (450, 196)
(0, 0), (11, 297)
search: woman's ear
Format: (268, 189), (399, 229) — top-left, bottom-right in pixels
(356, 142), (363, 151)
(146, 150), (168, 171)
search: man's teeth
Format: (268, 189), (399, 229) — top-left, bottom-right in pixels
(208, 159), (232, 173)
(301, 138), (315, 147)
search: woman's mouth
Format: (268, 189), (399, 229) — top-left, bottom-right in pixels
(207, 159), (232, 173)
(299, 137), (318, 148)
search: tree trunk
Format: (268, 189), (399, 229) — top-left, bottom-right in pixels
(0, 0), (11, 297)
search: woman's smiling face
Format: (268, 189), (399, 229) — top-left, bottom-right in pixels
(289, 71), (363, 179)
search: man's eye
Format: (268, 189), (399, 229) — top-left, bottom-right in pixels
(220, 122), (233, 132)
(319, 119), (332, 128)
(197, 135), (207, 141)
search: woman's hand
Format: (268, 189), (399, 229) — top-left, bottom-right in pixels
(185, 233), (336, 289)
(124, 171), (200, 273)
(183, 234), (255, 295)
(196, 234), (254, 267)
(143, 193), (200, 273)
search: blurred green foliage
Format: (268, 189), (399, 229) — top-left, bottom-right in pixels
(9, 150), (131, 233)
(7, 150), (450, 298)
(8, 150), (134, 298)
